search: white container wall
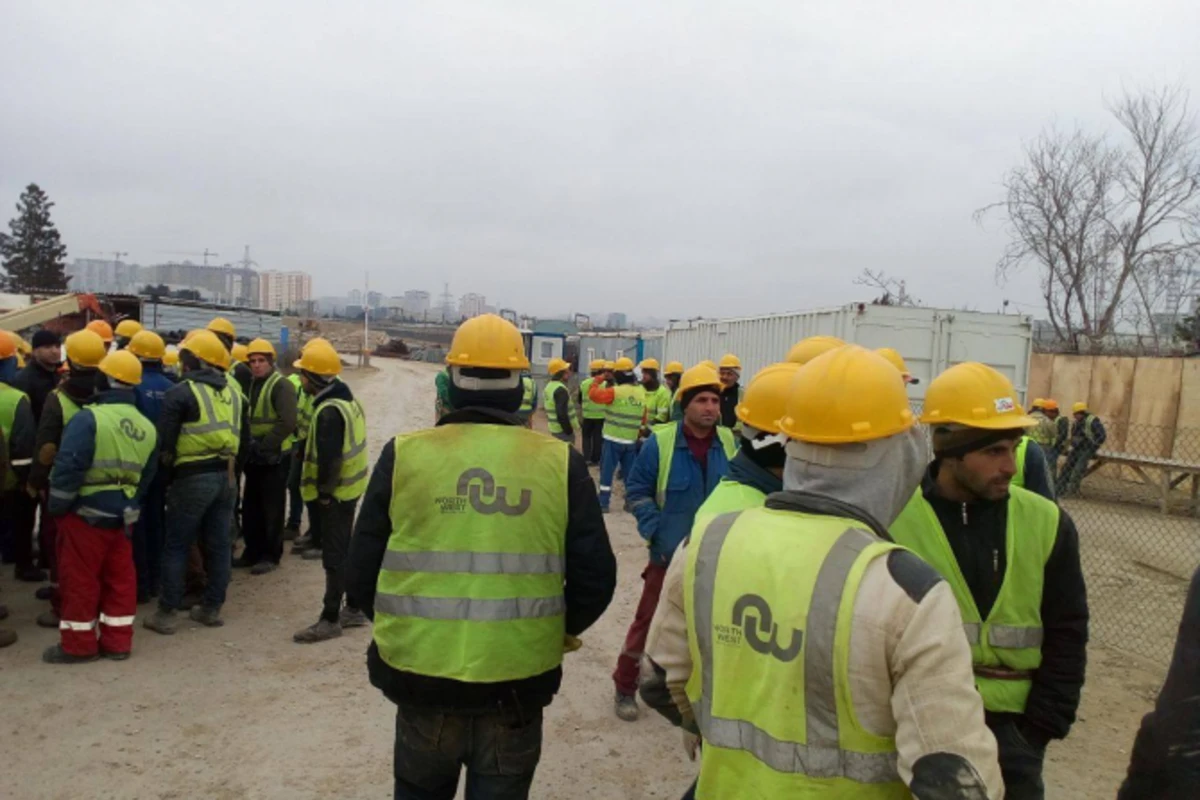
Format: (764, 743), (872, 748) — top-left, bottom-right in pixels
(663, 304), (1033, 401)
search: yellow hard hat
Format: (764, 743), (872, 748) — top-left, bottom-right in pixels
(779, 345), (916, 444)
(736, 362), (801, 434)
(0, 330), (18, 360)
(207, 317), (236, 338)
(718, 353), (742, 370)
(127, 330), (166, 361)
(920, 363), (1036, 430)
(875, 347), (920, 385)
(163, 347), (180, 368)
(664, 360), (684, 376)
(603, 360), (615, 371)
(302, 336), (331, 351)
(182, 330), (231, 370)
(786, 335), (845, 365)
(1030, 398), (1046, 410)
(247, 338), (276, 359)
(293, 339), (342, 376)
(613, 356), (635, 372)
(114, 319), (143, 339)
(64, 330), (108, 368)
(638, 358), (660, 371)
(547, 357), (570, 375)
(675, 363), (723, 401)
(1072, 401), (1088, 414)
(182, 328), (204, 344)
(99, 350), (143, 386)
(445, 314), (530, 371)
(231, 343), (249, 364)
(86, 319), (114, 343)
(11, 333), (31, 356)
(588, 358), (606, 372)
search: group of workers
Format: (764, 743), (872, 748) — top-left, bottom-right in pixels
(0, 312), (370, 658)
(1027, 398), (1109, 497)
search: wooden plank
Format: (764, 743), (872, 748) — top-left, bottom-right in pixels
(1130, 358), (1184, 459)
(1027, 353), (1054, 406)
(1048, 355), (1095, 413)
(1173, 360), (1200, 463)
(1088, 356), (1135, 453)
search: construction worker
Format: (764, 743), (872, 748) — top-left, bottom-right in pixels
(28, 330), (105, 628)
(113, 318), (142, 350)
(589, 356), (646, 513)
(517, 371), (537, 427)
(127, 330), (175, 603)
(1042, 399), (1069, 465)
(234, 338), (298, 575)
(85, 319), (115, 350)
(785, 334), (844, 364)
(285, 368), (314, 542)
(542, 357), (578, 446)
(1008, 400), (1058, 501)
(876, 346), (921, 385)
(662, 360), (684, 396)
(41, 351), (158, 664)
(615, 363), (736, 722)
(0, 332), (39, 583)
(578, 359), (607, 465)
(143, 330), (245, 635)
(344, 313), (616, 797)
(14, 329), (63, 584)
(641, 345), (1003, 798)
(292, 339), (369, 642)
(206, 317), (252, 396)
(1059, 402), (1107, 497)
(1028, 399), (1057, 453)
(638, 358), (672, 427)
(716, 353), (742, 432)
(162, 347), (181, 378)
(890, 362), (1088, 799)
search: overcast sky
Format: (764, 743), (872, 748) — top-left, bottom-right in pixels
(2, 1), (1198, 321)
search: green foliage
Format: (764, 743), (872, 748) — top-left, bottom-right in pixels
(0, 183), (68, 292)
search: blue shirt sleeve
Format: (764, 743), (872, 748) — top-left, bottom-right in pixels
(627, 437), (660, 540)
(1021, 440), (1056, 501)
(48, 410), (97, 515)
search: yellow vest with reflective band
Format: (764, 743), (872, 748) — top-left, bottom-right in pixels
(602, 384), (645, 443)
(249, 370), (292, 451)
(1029, 415), (1057, 447)
(288, 374), (314, 442)
(518, 377), (535, 414)
(653, 423), (737, 507)
(694, 477), (767, 526)
(79, 404), (157, 499)
(374, 424), (569, 682)
(889, 486), (1058, 713)
(300, 396), (368, 502)
(1012, 436), (1029, 489)
(542, 380), (578, 436)
(642, 384), (673, 425)
(685, 508), (908, 798)
(56, 390), (83, 425)
(0, 383), (31, 490)
(580, 377), (606, 420)
(175, 381), (243, 466)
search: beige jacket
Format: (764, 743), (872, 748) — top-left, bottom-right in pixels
(642, 537), (1005, 799)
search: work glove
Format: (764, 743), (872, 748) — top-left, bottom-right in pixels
(682, 730), (701, 762)
(563, 635), (582, 653)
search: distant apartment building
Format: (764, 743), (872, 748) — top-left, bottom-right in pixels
(258, 270), (313, 312)
(140, 262), (259, 306)
(66, 258), (141, 294)
(459, 293), (488, 319)
(402, 290), (431, 319)
(606, 312), (627, 330)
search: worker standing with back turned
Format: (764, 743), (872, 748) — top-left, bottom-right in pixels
(15, 329), (63, 585)
(345, 314), (616, 799)
(578, 359), (607, 465)
(542, 357), (578, 447)
(0, 333), (38, 585)
(589, 356), (645, 513)
(890, 362), (1089, 799)
(127, 330), (175, 603)
(642, 345), (1003, 798)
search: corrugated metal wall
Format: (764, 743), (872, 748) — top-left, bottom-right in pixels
(577, 335), (639, 364)
(140, 299), (283, 343)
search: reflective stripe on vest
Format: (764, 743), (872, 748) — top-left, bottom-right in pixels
(1081, 414), (1100, 444)
(80, 404), (157, 499)
(685, 509), (905, 795)
(889, 486), (1058, 713)
(519, 377), (535, 414)
(289, 373), (314, 441)
(248, 371), (287, 448)
(300, 395), (368, 502)
(57, 390), (82, 425)
(373, 424), (569, 683)
(602, 384), (645, 442)
(175, 381), (243, 466)
(653, 423), (737, 507)
(580, 377), (606, 420)
(542, 380), (579, 436)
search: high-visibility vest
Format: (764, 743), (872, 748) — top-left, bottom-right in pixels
(1012, 436), (1029, 489)
(642, 385), (673, 426)
(694, 477), (768, 524)
(542, 380), (578, 436)
(652, 423), (737, 507)
(373, 424), (569, 682)
(518, 377), (535, 415)
(602, 384), (645, 443)
(0, 383), (31, 490)
(249, 371), (292, 451)
(684, 508), (906, 797)
(579, 377), (606, 420)
(1029, 414), (1057, 447)
(300, 396), (368, 502)
(175, 381), (243, 466)
(1078, 414), (1101, 445)
(288, 373), (314, 443)
(56, 390), (83, 425)
(79, 404), (157, 500)
(889, 486), (1058, 713)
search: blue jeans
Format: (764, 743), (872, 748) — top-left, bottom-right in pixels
(132, 470), (167, 598)
(598, 440), (637, 510)
(286, 443), (304, 529)
(160, 471), (236, 612)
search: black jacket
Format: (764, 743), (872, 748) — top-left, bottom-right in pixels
(29, 371), (96, 491)
(14, 359), (59, 423)
(920, 463), (1088, 746)
(345, 406), (617, 713)
(309, 379), (354, 497)
(246, 369), (298, 464)
(550, 383), (574, 436)
(157, 367), (250, 478)
(1119, 566), (1200, 799)
(718, 382), (740, 428)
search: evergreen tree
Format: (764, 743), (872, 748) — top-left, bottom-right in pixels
(0, 183), (69, 292)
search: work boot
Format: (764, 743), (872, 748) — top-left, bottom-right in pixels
(339, 607), (369, 628)
(283, 524), (300, 541)
(291, 535), (312, 554)
(179, 592), (202, 611)
(293, 618), (342, 643)
(0, 628), (16, 648)
(231, 555), (255, 569)
(15, 565), (48, 582)
(100, 649), (131, 661)
(36, 610), (60, 629)
(302, 547), (323, 561)
(614, 692), (639, 722)
(189, 606), (224, 627)
(42, 644), (98, 664)
(34, 585), (55, 601)
(142, 609), (178, 635)
(250, 561), (277, 575)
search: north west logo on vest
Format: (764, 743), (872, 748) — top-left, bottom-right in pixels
(120, 418), (147, 442)
(434, 468), (532, 516)
(714, 593), (803, 663)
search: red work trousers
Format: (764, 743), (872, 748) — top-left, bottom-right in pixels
(57, 512), (137, 657)
(612, 562), (668, 697)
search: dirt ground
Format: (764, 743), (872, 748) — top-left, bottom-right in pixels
(0, 358), (1174, 798)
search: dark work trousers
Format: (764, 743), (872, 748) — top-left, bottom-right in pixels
(241, 459), (290, 565)
(393, 705), (544, 800)
(132, 471), (167, 600)
(38, 493), (57, 572)
(989, 717), (1046, 800)
(160, 472), (236, 612)
(317, 498), (359, 622)
(286, 444), (305, 530)
(613, 562), (669, 697)
(2, 489), (39, 574)
(581, 418), (604, 465)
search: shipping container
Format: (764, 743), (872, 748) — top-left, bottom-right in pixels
(663, 304), (1033, 400)
(576, 332), (666, 367)
(138, 297), (283, 344)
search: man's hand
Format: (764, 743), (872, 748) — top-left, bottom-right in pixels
(682, 730), (701, 762)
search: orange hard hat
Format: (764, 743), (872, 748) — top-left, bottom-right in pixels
(86, 319), (114, 343)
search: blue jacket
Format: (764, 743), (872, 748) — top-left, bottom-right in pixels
(48, 390), (159, 528)
(723, 450), (783, 497)
(134, 362), (175, 424)
(626, 421), (733, 566)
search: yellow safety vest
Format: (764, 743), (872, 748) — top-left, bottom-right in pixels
(300, 396), (368, 502)
(518, 377), (535, 415)
(249, 371), (290, 450)
(542, 380), (579, 436)
(602, 384), (645, 443)
(288, 373), (314, 442)
(0, 383), (31, 490)
(80, 404), (157, 499)
(56, 390), (83, 425)
(175, 381), (242, 466)
(373, 424), (569, 682)
(685, 508), (907, 798)
(694, 477), (768, 529)
(580, 377), (607, 420)
(642, 385), (673, 426)
(653, 422), (737, 507)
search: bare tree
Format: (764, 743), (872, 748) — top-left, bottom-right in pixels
(978, 86), (1200, 350)
(854, 268), (920, 306)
